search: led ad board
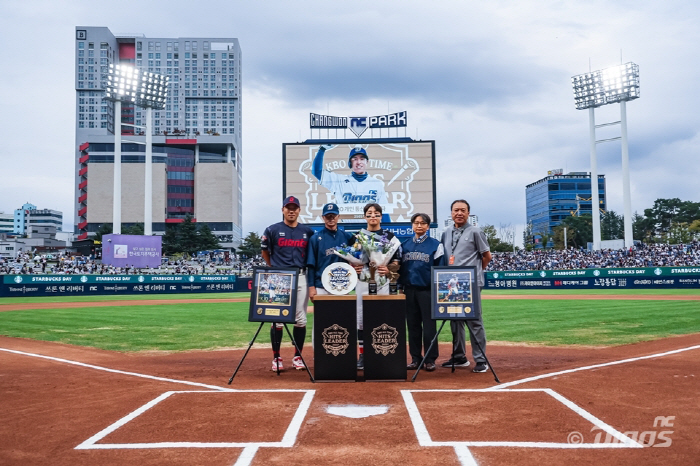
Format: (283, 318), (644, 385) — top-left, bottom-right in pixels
(283, 140), (436, 226)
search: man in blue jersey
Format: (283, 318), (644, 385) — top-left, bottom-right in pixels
(312, 145), (389, 219)
(400, 213), (444, 372)
(307, 203), (355, 301)
(261, 196), (315, 372)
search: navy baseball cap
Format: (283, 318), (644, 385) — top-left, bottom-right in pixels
(283, 196), (300, 207)
(348, 146), (368, 168)
(322, 203), (340, 216)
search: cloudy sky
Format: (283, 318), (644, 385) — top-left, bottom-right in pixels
(2, 1), (699, 246)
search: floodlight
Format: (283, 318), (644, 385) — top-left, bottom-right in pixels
(571, 62), (639, 110)
(103, 63), (169, 110)
(571, 61), (640, 250)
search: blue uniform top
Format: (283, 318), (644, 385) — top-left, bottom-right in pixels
(399, 234), (444, 287)
(306, 227), (355, 288)
(261, 221), (314, 268)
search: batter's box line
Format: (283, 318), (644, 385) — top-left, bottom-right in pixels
(401, 388), (642, 466)
(75, 389), (315, 466)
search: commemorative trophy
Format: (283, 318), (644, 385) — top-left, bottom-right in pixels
(387, 263), (400, 295)
(368, 261), (378, 295)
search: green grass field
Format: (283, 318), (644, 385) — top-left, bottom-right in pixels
(1, 290), (698, 351)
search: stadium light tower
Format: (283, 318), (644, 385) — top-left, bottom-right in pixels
(572, 62), (640, 250)
(104, 64), (169, 235)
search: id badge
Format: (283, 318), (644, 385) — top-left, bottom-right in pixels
(449, 255), (455, 265)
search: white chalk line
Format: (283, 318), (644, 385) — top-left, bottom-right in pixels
(0, 347), (231, 391)
(402, 388), (643, 466)
(488, 344), (700, 390)
(1, 347), (315, 466)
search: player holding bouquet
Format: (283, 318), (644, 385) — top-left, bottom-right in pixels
(351, 203), (401, 369)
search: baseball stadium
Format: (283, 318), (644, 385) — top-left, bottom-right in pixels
(3, 10), (700, 466)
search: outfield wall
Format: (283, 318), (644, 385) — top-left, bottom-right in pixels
(2, 266), (699, 297)
(0, 274), (253, 297)
(486, 266), (700, 289)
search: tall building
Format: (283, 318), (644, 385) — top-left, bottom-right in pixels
(74, 27), (242, 247)
(525, 171), (606, 236)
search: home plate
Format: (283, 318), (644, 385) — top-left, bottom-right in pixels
(326, 405), (389, 418)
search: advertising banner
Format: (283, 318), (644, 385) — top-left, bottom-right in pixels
(1, 274), (248, 297)
(102, 234), (162, 268)
(486, 267), (700, 289)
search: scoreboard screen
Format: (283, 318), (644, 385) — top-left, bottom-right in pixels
(283, 140), (436, 226)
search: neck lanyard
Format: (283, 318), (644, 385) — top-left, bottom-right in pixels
(452, 227), (465, 251)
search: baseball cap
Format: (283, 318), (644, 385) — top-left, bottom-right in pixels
(283, 196), (300, 208)
(322, 203), (340, 216)
(348, 146), (368, 168)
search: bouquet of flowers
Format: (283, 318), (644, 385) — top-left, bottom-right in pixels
(332, 242), (364, 266)
(354, 230), (402, 288)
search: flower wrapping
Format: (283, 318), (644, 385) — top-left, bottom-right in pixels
(332, 242), (364, 266)
(355, 230), (401, 287)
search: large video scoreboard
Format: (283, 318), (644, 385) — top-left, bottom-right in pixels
(283, 138), (436, 230)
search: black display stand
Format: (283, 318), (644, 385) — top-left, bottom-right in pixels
(228, 322), (314, 383)
(411, 320), (500, 383)
(362, 294), (407, 381)
(313, 295), (358, 382)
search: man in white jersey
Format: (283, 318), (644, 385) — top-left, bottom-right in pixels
(312, 145), (388, 217)
(447, 275), (460, 301)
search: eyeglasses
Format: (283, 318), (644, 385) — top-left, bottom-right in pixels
(412, 222), (428, 226)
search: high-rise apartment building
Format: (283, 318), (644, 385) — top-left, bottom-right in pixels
(74, 27), (242, 247)
(525, 171), (606, 237)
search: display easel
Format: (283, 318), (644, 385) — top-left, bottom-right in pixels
(411, 320), (500, 383)
(228, 322), (315, 383)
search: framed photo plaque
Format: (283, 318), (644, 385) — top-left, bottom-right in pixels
(431, 266), (481, 320)
(248, 267), (298, 323)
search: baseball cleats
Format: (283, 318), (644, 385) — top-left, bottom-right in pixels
(357, 354), (364, 370)
(271, 357), (284, 372)
(440, 358), (470, 368)
(292, 356), (305, 370)
(424, 362), (437, 372)
(473, 362), (489, 373)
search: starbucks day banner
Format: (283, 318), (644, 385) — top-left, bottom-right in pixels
(486, 267), (700, 289)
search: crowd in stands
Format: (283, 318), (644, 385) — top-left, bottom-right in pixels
(0, 252), (267, 276)
(488, 241), (700, 271)
(2, 241), (699, 275)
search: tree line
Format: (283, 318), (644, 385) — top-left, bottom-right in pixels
(541, 198), (700, 249)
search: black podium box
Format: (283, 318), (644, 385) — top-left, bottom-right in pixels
(362, 294), (407, 381)
(313, 295), (357, 382)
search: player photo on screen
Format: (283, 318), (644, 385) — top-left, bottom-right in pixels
(255, 272), (293, 306)
(284, 141), (435, 225)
